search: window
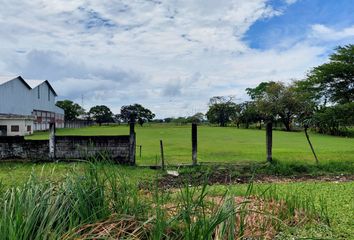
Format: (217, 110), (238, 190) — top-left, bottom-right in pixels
(11, 125), (19, 132)
(27, 125), (31, 132)
(38, 86), (40, 99)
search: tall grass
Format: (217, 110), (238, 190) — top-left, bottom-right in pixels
(0, 161), (331, 239)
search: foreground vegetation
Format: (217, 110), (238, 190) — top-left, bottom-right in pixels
(0, 161), (352, 239)
(27, 124), (354, 167)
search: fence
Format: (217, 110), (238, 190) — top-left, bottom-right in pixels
(0, 123), (137, 164)
(64, 120), (95, 129)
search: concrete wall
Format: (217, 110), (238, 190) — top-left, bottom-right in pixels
(55, 136), (130, 162)
(0, 135), (132, 164)
(0, 137), (49, 160)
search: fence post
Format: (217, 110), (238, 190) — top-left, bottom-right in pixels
(266, 121), (273, 162)
(192, 123), (197, 165)
(160, 140), (165, 170)
(49, 122), (56, 160)
(129, 118), (136, 165)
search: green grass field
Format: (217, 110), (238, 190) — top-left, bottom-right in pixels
(27, 124), (354, 166)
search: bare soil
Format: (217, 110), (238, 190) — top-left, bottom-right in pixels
(152, 169), (354, 189)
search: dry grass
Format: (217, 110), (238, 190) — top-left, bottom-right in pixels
(63, 215), (151, 240)
(64, 195), (310, 240)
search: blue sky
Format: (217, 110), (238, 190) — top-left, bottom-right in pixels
(0, 0), (353, 117)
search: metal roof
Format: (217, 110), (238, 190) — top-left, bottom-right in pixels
(0, 76), (58, 96)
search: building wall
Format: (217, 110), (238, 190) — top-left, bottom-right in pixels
(0, 78), (33, 115)
(31, 82), (64, 114)
(0, 119), (34, 136)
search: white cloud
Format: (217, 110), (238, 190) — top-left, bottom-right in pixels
(0, 0), (337, 117)
(311, 24), (354, 41)
(284, 0), (299, 4)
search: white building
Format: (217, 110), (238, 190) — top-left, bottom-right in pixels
(0, 76), (64, 136)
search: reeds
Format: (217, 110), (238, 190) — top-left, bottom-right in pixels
(0, 160), (331, 239)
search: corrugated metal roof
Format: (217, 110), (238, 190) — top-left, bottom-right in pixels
(26, 79), (46, 88)
(0, 76), (58, 96)
(0, 76), (18, 85)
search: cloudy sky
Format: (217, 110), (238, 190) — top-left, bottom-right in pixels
(0, 0), (353, 117)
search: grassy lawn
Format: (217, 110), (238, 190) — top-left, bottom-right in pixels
(0, 162), (158, 186)
(26, 124), (354, 166)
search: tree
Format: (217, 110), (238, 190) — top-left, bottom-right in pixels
(310, 103), (354, 136)
(306, 44), (354, 105)
(56, 100), (85, 121)
(120, 104), (155, 126)
(206, 96), (237, 127)
(239, 102), (262, 129)
(186, 112), (205, 124)
(248, 82), (303, 131)
(89, 105), (113, 126)
(246, 82), (274, 100)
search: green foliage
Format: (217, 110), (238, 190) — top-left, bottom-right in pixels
(311, 102), (354, 136)
(246, 81), (273, 100)
(306, 44), (354, 105)
(119, 103), (155, 126)
(249, 82), (303, 131)
(89, 105), (113, 125)
(56, 100), (85, 121)
(238, 101), (262, 129)
(206, 96), (238, 127)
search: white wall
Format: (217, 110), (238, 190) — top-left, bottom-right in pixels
(31, 82), (64, 114)
(0, 78), (33, 115)
(0, 119), (34, 136)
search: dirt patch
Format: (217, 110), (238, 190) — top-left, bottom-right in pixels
(151, 168), (354, 189)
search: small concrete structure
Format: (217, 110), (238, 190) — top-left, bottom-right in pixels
(0, 114), (35, 136)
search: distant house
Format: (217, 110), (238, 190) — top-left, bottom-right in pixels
(0, 76), (64, 136)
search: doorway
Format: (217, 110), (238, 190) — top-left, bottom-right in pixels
(0, 125), (7, 136)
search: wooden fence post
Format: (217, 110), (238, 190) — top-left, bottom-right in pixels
(160, 140), (165, 170)
(129, 118), (136, 165)
(49, 122), (56, 160)
(192, 123), (197, 165)
(266, 121), (273, 162)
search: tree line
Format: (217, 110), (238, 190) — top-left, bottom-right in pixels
(206, 44), (354, 136)
(55, 101), (156, 126)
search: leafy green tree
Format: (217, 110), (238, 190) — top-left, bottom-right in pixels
(56, 100), (85, 121)
(239, 102), (262, 129)
(246, 82), (274, 100)
(120, 104), (155, 126)
(89, 105), (113, 126)
(206, 96), (237, 127)
(310, 103), (354, 136)
(249, 82), (303, 131)
(186, 112), (205, 124)
(164, 117), (174, 123)
(306, 44), (354, 105)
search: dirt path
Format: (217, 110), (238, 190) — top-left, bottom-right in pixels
(154, 172), (354, 189)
